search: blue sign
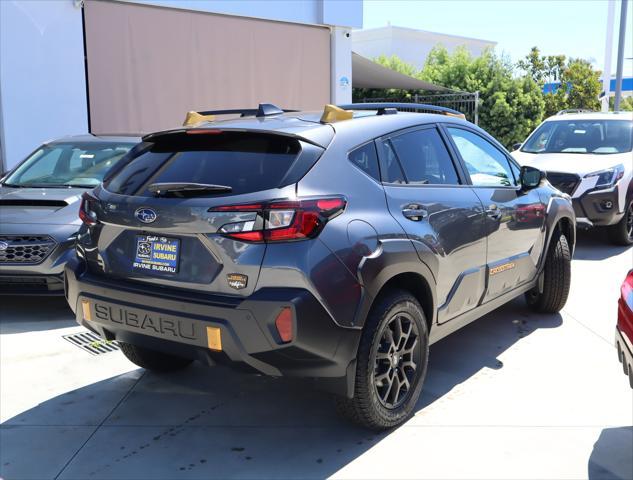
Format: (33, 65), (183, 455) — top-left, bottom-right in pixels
(134, 235), (180, 274)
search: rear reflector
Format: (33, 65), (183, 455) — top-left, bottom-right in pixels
(275, 307), (293, 343)
(81, 300), (92, 321)
(206, 326), (222, 351)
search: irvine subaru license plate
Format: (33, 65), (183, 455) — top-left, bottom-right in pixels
(133, 235), (180, 274)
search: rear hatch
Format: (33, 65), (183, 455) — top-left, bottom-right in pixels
(81, 130), (326, 296)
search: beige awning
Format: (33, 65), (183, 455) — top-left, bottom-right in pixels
(352, 52), (450, 91)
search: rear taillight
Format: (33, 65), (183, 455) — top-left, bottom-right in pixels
(210, 197), (346, 243)
(622, 270), (633, 310)
(79, 192), (98, 226)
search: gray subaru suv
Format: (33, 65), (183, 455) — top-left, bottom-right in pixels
(65, 104), (575, 429)
(0, 134), (140, 294)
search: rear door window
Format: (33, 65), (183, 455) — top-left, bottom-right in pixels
(106, 132), (306, 196)
(385, 128), (460, 185)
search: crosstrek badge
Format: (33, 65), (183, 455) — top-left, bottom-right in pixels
(227, 273), (248, 290)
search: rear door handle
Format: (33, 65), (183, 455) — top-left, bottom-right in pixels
(402, 204), (428, 221)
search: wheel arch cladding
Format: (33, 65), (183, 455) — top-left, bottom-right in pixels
(368, 272), (434, 335)
(543, 196), (576, 261)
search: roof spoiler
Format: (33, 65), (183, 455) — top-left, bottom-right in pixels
(336, 103), (466, 120)
(183, 103), (296, 126)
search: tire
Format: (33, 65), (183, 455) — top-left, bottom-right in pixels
(119, 341), (193, 372)
(525, 230), (571, 314)
(336, 290), (429, 430)
(607, 200), (633, 246)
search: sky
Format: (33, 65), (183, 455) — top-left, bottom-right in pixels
(362, 0), (633, 76)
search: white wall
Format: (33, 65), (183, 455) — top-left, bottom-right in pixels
(0, 0), (88, 170)
(353, 26), (496, 71)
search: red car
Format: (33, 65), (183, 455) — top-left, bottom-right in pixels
(616, 269), (633, 388)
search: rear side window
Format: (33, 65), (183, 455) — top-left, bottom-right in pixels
(348, 142), (380, 181)
(106, 132), (306, 196)
(388, 128), (460, 185)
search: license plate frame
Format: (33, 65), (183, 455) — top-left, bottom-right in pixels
(133, 234), (180, 274)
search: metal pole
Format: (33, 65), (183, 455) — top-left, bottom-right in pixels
(601, 0), (616, 111)
(474, 91), (479, 125)
(614, 0), (629, 112)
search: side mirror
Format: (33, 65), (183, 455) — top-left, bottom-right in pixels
(520, 166), (544, 190)
(512, 143), (522, 151)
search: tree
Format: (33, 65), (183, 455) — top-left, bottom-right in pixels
(420, 46), (544, 148)
(518, 48), (601, 116)
(562, 59), (601, 111)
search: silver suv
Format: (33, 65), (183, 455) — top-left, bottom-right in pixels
(65, 104), (575, 429)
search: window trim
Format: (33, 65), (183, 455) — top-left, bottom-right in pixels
(375, 124), (469, 187)
(440, 123), (522, 190)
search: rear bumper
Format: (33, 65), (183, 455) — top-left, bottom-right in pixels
(64, 257), (361, 396)
(572, 186), (623, 227)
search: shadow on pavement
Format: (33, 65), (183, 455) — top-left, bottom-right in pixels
(0, 296), (75, 334)
(0, 297), (562, 479)
(573, 229), (632, 261)
(588, 426), (633, 480)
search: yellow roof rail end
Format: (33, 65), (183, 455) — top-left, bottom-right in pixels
(444, 111), (466, 120)
(183, 111), (216, 127)
(320, 104), (353, 124)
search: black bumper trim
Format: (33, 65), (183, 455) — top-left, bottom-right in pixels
(0, 274), (64, 295)
(573, 185), (623, 227)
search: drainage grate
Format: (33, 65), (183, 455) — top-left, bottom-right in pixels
(63, 330), (120, 355)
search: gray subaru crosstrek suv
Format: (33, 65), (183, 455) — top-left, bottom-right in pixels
(65, 104), (575, 429)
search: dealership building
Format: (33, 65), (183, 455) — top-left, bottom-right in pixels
(0, 0), (362, 170)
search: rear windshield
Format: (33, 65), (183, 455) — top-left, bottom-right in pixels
(521, 119), (633, 154)
(105, 132), (305, 196)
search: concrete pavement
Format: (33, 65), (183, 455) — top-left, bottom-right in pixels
(1, 229), (632, 479)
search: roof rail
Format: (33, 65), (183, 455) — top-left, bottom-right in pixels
(556, 109), (596, 115)
(184, 103), (296, 126)
(337, 103), (466, 119)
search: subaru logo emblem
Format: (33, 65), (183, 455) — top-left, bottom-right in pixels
(135, 208), (157, 224)
(0, 241), (8, 251)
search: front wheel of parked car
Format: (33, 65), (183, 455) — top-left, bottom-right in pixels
(525, 230), (571, 314)
(336, 290), (429, 430)
(607, 200), (633, 246)
(119, 342), (193, 372)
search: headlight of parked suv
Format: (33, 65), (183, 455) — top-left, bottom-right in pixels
(585, 164), (624, 190)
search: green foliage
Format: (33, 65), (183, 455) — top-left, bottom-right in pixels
(562, 59), (601, 111)
(420, 46), (544, 148)
(355, 45), (606, 147)
(609, 96), (633, 111)
(518, 48), (602, 116)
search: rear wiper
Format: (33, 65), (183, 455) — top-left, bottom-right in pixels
(148, 182), (232, 197)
